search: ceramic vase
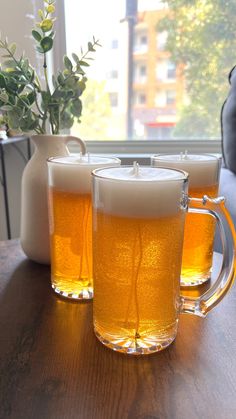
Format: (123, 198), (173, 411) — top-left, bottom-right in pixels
(20, 134), (86, 264)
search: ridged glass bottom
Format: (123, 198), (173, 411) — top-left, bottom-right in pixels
(51, 284), (93, 300)
(94, 323), (178, 355)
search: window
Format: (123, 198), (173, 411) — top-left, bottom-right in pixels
(167, 62), (176, 80)
(139, 93), (146, 105)
(140, 65), (146, 76)
(63, 0), (232, 147)
(156, 31), (168, 51)
(109, 92), (118, 107)
(111, 39), (118, 49)
(166, 90), (176, 105)
(134, 31), (148, 53)
(134, 63), (147, 83)
(108, 70), (118, 79)
(156, 61), (166, 81)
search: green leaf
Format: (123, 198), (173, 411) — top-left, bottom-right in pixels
(18, 94), (30, 106)
(57, 73), (64, 85)
(9, 43), (16, 55)
(22, 59), (29, 72)
(2, 59), (17, 68)
(8, 95), (16, 106)
(79, 60), (90, 67)
(60, 110), (74, 129)
(32, 30), (42, 42)
(63, 56), (73, 71)
(40, 19), (53, 33)
(41, 91), (51, 106)
(36, 45), (44, 54)
(0, 73), (6, 88)
(88, 42), (95, 52)
(70, 99), (82, 117)
(48, 31), (55, 38)
(5, 80), (18, 93)
(30, 70), (35, 83)
(27, 91), (35, 105)
(76, 80), (86, 95)
(40, 36), (53, 53)
(46, 4), (55, 13)
(72, 53), (80, 64)
(38, 9), (44, 20)
(1, 105), (12, 111)
(18, 85), (25, 94)
(52, 74), (57, 89)
(0, 92), (8, 102)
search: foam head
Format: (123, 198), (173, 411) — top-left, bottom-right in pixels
(92, 166), (188, 218)
(151, 154), (221, 188)
(48, 155), (121, 193)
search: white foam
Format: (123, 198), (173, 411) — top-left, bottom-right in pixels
(92, 166), (188, 218)
(48, 155), (121, 193)
(151, 154), (221, 187)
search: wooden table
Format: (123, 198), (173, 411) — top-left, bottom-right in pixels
(0, 240), (236, 419)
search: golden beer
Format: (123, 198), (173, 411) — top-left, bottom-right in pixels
(93, 210), (185, 354)
(181, 184), (218, 285)
(47, 154), (120, 300)
(49, 187), (93, 298)
(151, 154), (221, 286)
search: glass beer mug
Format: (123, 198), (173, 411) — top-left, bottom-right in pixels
(92, 164), (235, 355)
(47, 154), (120, 300)
(151, 153), (221, 286)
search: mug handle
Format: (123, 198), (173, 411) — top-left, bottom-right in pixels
(180, 195), (236, 317)
(64, 135), (87, 155)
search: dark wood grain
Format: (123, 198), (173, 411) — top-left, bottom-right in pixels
(0, 240), (236, 419)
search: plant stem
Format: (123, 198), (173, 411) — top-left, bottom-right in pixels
(43, 53), (51, 94)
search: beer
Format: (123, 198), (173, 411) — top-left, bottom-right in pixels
(49, 188), (93, 298)
(92, 165), (187, 353)
(47, 155), (121, 300)
(151, 154), (221, 286)
(181, 184), (218, 285)
(93, 211), (185, 353)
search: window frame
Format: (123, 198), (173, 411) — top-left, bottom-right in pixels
(54, 1), (222, 156)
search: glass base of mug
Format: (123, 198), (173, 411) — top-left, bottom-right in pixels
(180, 270), (211, 287)
(51, 283), (93, 300)
(94, 324), (177, 355)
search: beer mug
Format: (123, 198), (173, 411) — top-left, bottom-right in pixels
(92, 164), (235, 355)
(151, 153), (221, 286)
(47, 154), (121, 300)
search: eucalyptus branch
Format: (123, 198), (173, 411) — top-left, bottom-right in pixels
(0, 0), (100, 134)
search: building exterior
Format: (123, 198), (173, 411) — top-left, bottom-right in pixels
(104, 1), (186, 140)
(132, 7), (185, 139)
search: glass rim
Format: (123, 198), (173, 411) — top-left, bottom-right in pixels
(92, 165), (189, 183)
(47, 154), (121, 166)
(151, 153), (222, 163)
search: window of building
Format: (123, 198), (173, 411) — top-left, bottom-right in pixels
(134, 63), (147, 83)
(167, 62), (176, 80)
(109, 92), (118, 107)
(135, 92), (146, 105)
(111, 39), (118, 49)
(109, 70), (118, 79)
(134, 31), (148, 53)
(140, 35), (148, 46)
(156, 31), (168, 51)
(166, 90), (176, 105)
(140, 65), (146, 76)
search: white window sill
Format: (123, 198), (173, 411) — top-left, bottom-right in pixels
(69, 139), (221, 156)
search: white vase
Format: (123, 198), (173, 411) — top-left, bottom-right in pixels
(20, 134), (86, 264)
